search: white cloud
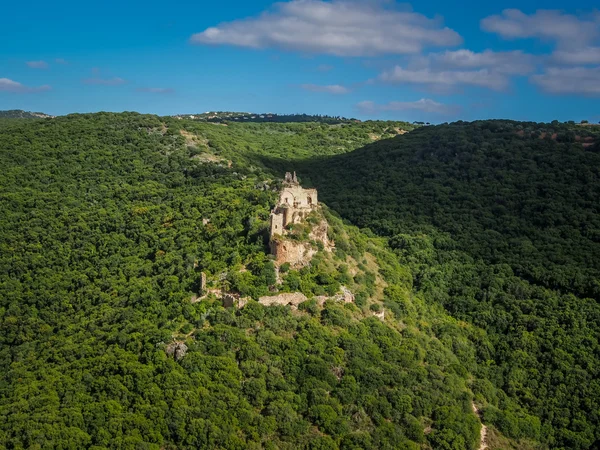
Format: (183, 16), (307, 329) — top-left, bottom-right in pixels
(82, 77), (126, 86)
(191, 0), (462, 56)
(481, 9), (600, 96)
(55, 58), (68, 64)
(481, 9), (600, 48)
(419, 49), (535, 75)
(300, 83), (349, 94)
(136, 87), (174, 94)
(379, 65), (509, 90)
(357, 98), (457, 115)
(531, 66), (600, 95)
(0, 78), (51, 93)
(552, 47), (600, 65)
(390, 49), (535, 91)
(26, 61), (49, 69)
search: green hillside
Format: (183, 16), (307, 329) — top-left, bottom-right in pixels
(299, 120), (600, 449)
(2, 113), (598, 449)
(300, 120), (600, 299)
(168, 116), (416, 163)
(0, 113), (506, 449)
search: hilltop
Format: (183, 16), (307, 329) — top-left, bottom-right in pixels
(163, 114), (416, 166)
(171, 111), (358, 124)
(0, 109), (54, 119)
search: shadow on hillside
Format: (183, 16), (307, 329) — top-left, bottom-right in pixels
(244, 132), (398, 189)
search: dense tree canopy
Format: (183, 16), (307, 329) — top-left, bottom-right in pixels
(300, 120), (600, 448)
(0, 113), (498, 449)
(2, 114), (597, 448)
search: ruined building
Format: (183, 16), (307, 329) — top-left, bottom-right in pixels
(269, 172), (331, 267)
(270, 171), (318, 237)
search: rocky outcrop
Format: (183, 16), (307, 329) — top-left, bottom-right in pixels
(309, 220), (334, 251)
(339, 286), (354, 303)
(166, 342), (188, 360)
(373, 309), (385, 321)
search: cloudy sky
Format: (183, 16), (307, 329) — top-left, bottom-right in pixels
(2, 0), (600, 122)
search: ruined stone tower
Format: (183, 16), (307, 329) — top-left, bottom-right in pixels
(270, 172), (318, 237)
(269, 172), (329, 267)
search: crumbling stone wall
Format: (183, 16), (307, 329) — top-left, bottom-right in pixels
(270, 238), (316, 268)
(258, 286), (355, 310)
(259, 292), (308, 307)
(279, 186), (318, 210)
(222, 293), (236, 308)
(268, 171), (333, 269)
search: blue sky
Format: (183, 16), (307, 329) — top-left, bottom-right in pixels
(1, 0), (599, 122)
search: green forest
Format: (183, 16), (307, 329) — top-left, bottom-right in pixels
(298, 120), (600, 449)
(0, 113), (598, 449)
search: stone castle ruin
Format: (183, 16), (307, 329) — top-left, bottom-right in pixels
(270, 171), (318, 237)
(268, 172), (332, 267)
(191, 173), (358, 312)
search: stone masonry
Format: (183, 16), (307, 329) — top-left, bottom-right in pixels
(270, 172), (318, 237)
(269, 172), (331, 268)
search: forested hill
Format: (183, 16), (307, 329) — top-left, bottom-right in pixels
(298, 119), (600, 448)
(1, 112), (599, 449)
(301, 120), (600, 300)
(173, 112), (361, 124)
(1, 112), (519, 449)
(0, 109), (53, 119)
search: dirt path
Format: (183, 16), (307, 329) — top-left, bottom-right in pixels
(472, 401), (488, 450)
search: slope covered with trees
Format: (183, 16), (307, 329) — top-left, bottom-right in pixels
(3, 113), (597, 448)
(301, 120), (600, 299)
(0, 113), (506, 449)
(299, 120), (600, 449)
(166, 116), (416, 165)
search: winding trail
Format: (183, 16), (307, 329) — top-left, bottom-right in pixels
(471, 401), (488, 450)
